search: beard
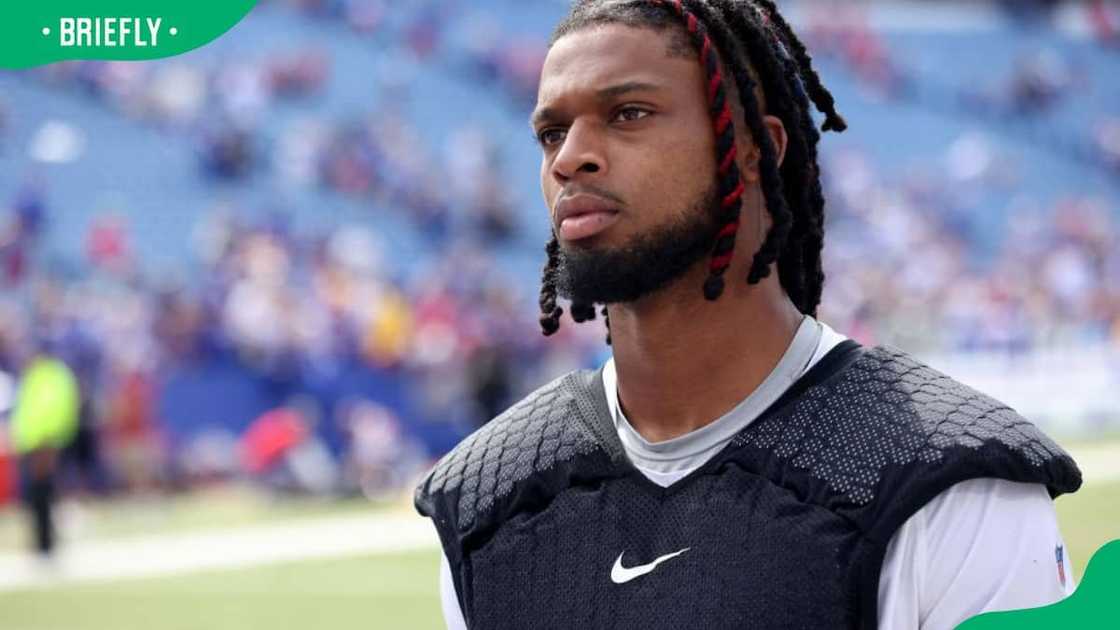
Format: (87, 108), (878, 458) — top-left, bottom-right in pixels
(555, 185), (721, 305)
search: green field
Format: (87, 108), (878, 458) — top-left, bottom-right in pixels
(1055, 479), (1120, 578)
(0, 485), (395, 553)
(0, 549), (443, 630)
(0, 479), (1115, 630)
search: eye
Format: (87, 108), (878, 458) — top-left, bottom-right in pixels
(612, 106), (651, 123)
(536, 127), (567, 148)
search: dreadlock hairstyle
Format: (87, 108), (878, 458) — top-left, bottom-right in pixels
(538, 0), (846, 341)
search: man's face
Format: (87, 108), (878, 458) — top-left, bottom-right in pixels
(532, 24), (722, 304)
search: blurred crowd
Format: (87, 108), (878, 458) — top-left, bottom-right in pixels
(311, 115), (521, 245)
(820, 141), (1119, 353)
(0, 0), (1116, 525)
(805, 2), (1120, 173)
(0, 193), (601, 507)
(800, 2), (1120, 350)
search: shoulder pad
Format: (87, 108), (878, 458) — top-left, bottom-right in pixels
(734, 346), (1081, 506)
(415, 368), (617, 532)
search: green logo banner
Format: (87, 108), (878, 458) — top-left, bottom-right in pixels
(958, 540), (1120, 629)
(0, 1), (258, 69)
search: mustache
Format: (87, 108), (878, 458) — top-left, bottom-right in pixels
(552, 185), (626, 209)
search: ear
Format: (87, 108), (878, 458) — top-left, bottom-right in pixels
(740, 115), (788, 183)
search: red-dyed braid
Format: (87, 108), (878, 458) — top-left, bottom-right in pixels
(652, 0), (746, 301)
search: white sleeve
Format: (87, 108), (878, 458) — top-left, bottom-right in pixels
(440, 550), (469, 630)
(877, 478), (1075, 630)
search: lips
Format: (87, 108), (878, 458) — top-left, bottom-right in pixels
(555, 194), (621, 242)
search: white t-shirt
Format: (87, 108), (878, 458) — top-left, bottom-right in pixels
(438, 317), (1075, 629)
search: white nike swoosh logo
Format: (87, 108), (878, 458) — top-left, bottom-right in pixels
(610, 548), (691, 584)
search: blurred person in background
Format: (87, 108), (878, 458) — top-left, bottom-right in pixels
(56, 319), (109, 498)
(242, 397), (338, 496)
(1, 185), (47, 287)
(10, 345), (79, 557)
(337, 397), (425, 500)
(102, 360), (160, 494)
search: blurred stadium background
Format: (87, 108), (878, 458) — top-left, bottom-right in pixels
(0, 0), (1117, 627)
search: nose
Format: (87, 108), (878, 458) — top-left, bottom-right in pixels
(551, 120), (607, 185)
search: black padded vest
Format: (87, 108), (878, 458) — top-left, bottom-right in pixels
(415, 342), (1081, 629)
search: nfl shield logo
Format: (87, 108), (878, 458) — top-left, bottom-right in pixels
(1055, 545), (1066, 587)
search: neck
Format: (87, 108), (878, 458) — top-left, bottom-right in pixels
(607, 268), (803, 443)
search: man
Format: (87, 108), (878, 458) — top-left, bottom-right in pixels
(11, 350), (80, 557)
(415, 1), (1081, 628)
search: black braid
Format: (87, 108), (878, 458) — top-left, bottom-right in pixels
(728, 0), (837, 315)
(540, 0), (845, 334)
(751, 0), (848, 133)
(539, 235), (564, 336)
